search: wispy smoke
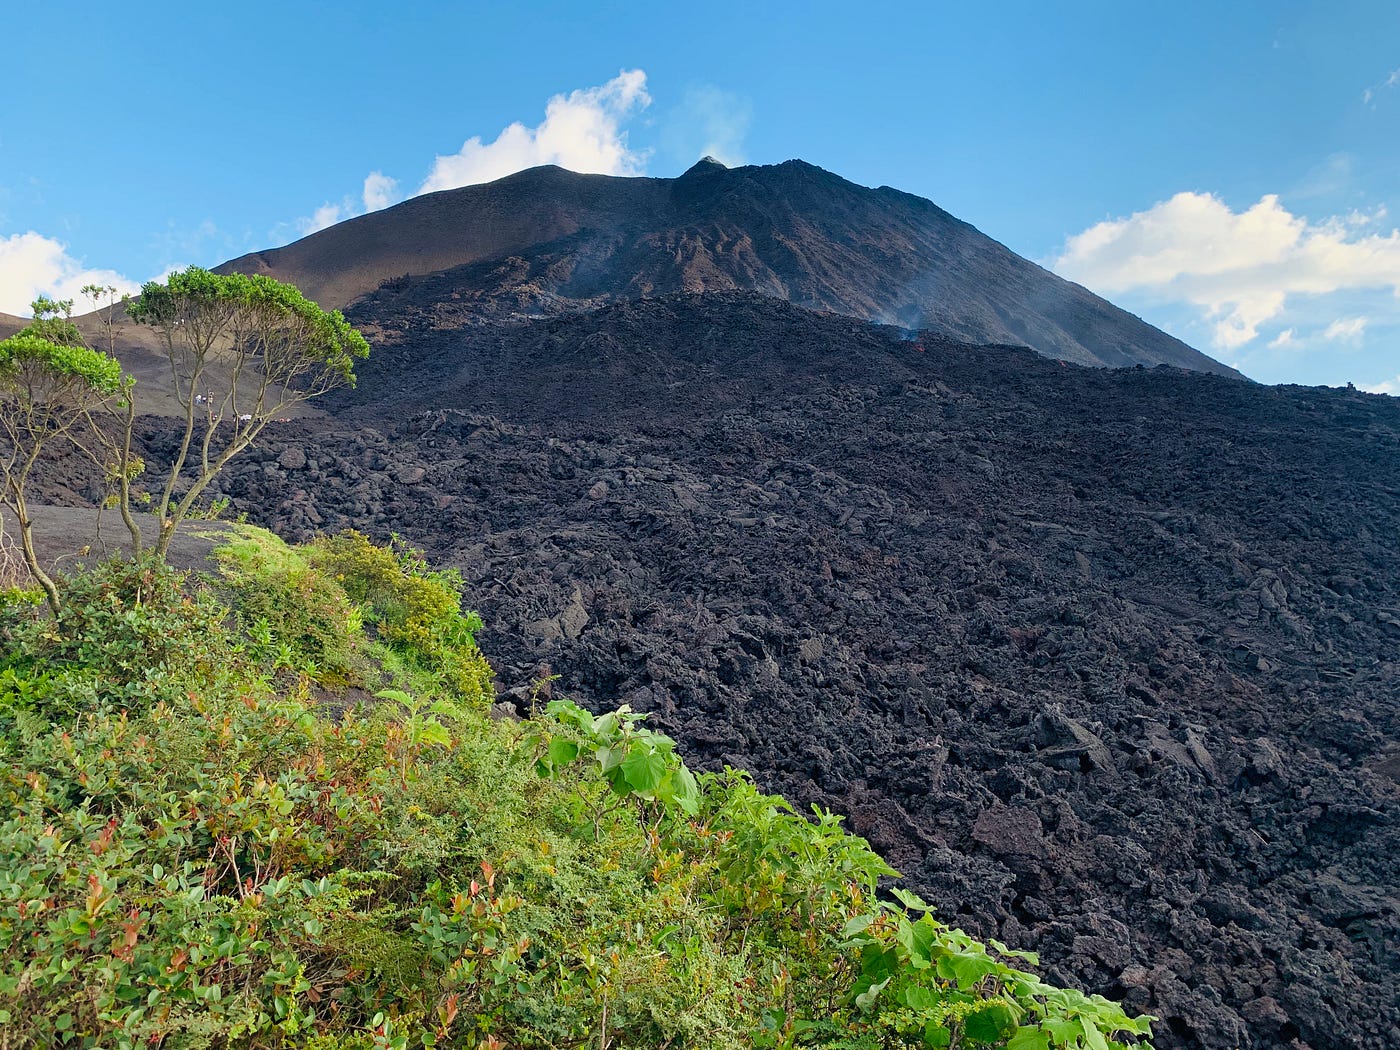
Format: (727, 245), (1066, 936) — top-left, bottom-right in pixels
(677, 86), (752, 166)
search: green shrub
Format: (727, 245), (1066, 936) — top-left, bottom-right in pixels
(310, 531), (493, 705)
(214, 525), (363, 686)
(0, 678), (753, 1047)
(0, 557), (229, 720)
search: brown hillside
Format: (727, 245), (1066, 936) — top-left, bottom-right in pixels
(217, 159), (1239, 377)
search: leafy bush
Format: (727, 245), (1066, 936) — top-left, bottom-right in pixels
(214, 525), (363, 685)
(0, 557), (229, 721)
(530, 701), (1153, 1050)
(0, 674), (753, 1047)
(310, 531), (493, 705)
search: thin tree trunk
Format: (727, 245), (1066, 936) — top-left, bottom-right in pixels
(115, 397), (143, 557)
(11, 494), (59, 617)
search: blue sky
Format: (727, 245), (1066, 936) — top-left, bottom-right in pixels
(3, 1), (1398, 390)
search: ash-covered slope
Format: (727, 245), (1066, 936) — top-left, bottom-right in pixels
(0, 311), (28, 338)
(219, 159), (1237, 376)
(126, 294), (1392, 1050)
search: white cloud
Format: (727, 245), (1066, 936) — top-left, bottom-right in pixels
(1051, 192), (1400, 350)
(286, 172), (399, 241)
(419, 69), (651, 194)
(1268, 328), (1295, 348)
(0, 231), (140, 316)
(362, 171), (399, 212)
(300, 202), (346, 235)
(279, 70), (653, 242)
(1365, 374), (1398, 395)
(1323, 316), (1368, 342)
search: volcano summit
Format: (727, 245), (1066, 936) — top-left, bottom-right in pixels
(220, 158), (1237, 377)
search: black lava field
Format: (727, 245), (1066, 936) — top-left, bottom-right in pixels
(82, 294), (1400, 1049)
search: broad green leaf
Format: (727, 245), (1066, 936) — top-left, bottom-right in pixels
(897, 915), (939, 967)
(621, 748), (667, 795)
(1042, 1017), (1081, 1044)
(991, 937), (1040, 966)
(547, 698), (593, 731)
(595, 744), (626, 772)
(854, 976), (890, 1012)
(903, 983), (938, 1011)
(940, 951), (999, 989)
(593, 710), (621, 739)
(1006, 1027), (1052, 1050)
(604, 767), (630, 794)
(417, 722), (451, 748)
(891, 886), (936, 913)
(964, 1003), (1017, 1043)
(859, 943), (898, 982)
(547, 738), (579, 768)
(668, 764), (700, 815)
(841, 914), (875, 939)
(922, 1021), (951, 1048)
(1079, 1017), (1111, 1050)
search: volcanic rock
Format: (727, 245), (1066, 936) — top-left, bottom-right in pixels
(83, 294), (1388, 1050)
(33, 181), (1397, 1048)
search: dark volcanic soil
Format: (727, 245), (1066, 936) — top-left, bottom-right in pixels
(41, 294), (1400, 1049)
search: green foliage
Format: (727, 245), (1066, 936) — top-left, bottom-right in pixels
(122, 265), (371, 560)
(214, 525), (362, 685)
(0, 557), (229, 721)
(837, 888), (1153, 1050)
(0, 527), (1154, 1049)
(0, 331), (129, 613)
(14, 296), (84, 349)
(127, 266), (369, 387)
(310, 531), (493, 705)
(531, 699), (700, 816)
(526, 702), (1154, 1049)
(0, 333), (123, 394)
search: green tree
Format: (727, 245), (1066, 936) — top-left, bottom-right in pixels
(18, 296), (84, 348)
(76, 284), (145, 549)
(79, 283), (125, 356)
(125, 266), (369, 558)
(0, 334), (123, 613)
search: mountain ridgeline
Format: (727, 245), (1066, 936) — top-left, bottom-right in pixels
(219, 158), (1237, 376)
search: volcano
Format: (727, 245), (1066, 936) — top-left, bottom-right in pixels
(32, 161), (1397, 1049)
(219, 158), (1238, 377)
